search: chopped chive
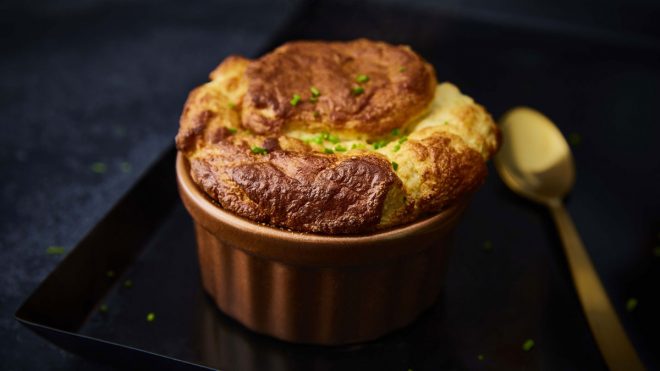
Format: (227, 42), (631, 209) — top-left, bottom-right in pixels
(477, 354), (485, 361)
(310, 86), (321, 97)
(391, 161), (399, 171)
(99, 304), (109, 313)
(483, 240), (493, 252)
(351, 143), (365, 150)
(653, 246), (660, 257)
(106, 270), (116, 278)
(123, 279), (133, 288)
(522, 339), (535, 351)
(146, 312), (156, 322)
(351, 86), (364, 96)
(334, 145), (347, 152)
(393, 144), (401, 152)
(391, 128), (400, 136)
(90, 162), (107, 174)
(399, 67), (407, 72)
(321, 132), (330, 140)
(312, 136), (324, 144)
(398, 136), (408, 144)
(119, 162), (132, 173)
(228, 102), (236, 109)
(324, 148), (334, 154)
(568, 132), (582, 146)
(290, 94), (301, 106)
(251, 146), (268, 155)
(626, 298), (638, 312)
(46, 246), (66, 255)
(356, 74), (369, 83)
(372, 140), (387, 149)
(328, 134), (340, 144)
(228, 127), (238, 134)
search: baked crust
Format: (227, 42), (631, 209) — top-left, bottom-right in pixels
(176, 39), (500, 234)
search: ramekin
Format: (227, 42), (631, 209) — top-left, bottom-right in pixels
(176, 153), (468, 345)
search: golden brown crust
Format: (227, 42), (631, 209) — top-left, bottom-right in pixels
(176, 39), (499, 234)
(242, 39), (436, 137)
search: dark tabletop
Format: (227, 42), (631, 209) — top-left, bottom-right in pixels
(2, 0), (660, 370)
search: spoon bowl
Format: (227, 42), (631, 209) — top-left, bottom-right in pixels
(495, 107), (575, 204)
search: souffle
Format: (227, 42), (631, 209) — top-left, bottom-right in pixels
(176, 39), (500, 234)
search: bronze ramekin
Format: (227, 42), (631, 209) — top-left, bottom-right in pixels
(176, 153), (469, 345)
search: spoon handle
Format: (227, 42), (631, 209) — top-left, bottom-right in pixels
(548, 200), (645, 371)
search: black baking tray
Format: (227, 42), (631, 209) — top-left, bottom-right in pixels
(16, 0), (660, 370)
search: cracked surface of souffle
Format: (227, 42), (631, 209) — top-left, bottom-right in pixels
(176, 39), (500, 234)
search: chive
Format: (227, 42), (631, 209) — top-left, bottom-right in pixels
(398, 136), (408, 144)
(626, 298), (638, 312)
(251, 146), (268, 155)
(119, 162), (132, 173)
(310, 86), (321, 97)
(351, 143), (365, 150)
(477, 354), (485, 361)
(228, 102), (236, 109)
(351, 86), (364, 96)
(106, 270), (115, 278)
(356, 74), (369, 83)
(328, 134), (340, 144)
(312, 136), (324, 144)
(391, 128), (400, 136)
(290, 94), (301, 106)
(399, 67), (407, 72)
(324, 148), (334, 154)
(372, 140), (387, 149)
(123, 279), (133, 288)
(393, 144), (401, 152)
(522, 339), (535, 351)
(483, 240), (493, 252)
(228, 127), (238, 134)
(99, 304), (109, 313)
(654, 246), (660, 257)
(146, 312), (156, 322)
(46, 246), (66, 255)
(335, 145), (347, 152)
(90, 162), (107, 174)
(391, 161), (399, 171)
(321, 132), (330, 140)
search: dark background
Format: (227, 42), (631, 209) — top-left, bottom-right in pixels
(2, 0), (659, 370)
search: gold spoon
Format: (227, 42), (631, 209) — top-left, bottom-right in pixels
(494, 107), (645, 371)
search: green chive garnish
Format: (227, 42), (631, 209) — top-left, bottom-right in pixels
(351, 86), (364, 96)
(483, 240), (493, 252)
(99, 304), (109, 313)
(391, 128), (400, 136)
(146, 312), (156, 322)
(351, 143), (365, 150)
(228, 127), (238, 134)
(90, 162), (107, 174)
(123, 279), (133, 288)
(372, 140), (387, 149)
(356, 74), (369, 83)
(393, 144), (401, 152)
(290, 94), (301, 106)
(626, 298), (638, 312)
(328, 134), (340, 144)
(398, 136), (408, 144)
(119, 162), (132, 173)
(251, 146), (268, 155)
(46, 246), (66, 255)
(391, 161), (399, 171)
(310, 86), (321, 97)
(312, 136), (324, 144)
(321, 132), (330, 140)
(324, 148), (334, 154)
(106, 270), (115, 278)
(335, 145), (347, 152)
(522, 339), (535, 351)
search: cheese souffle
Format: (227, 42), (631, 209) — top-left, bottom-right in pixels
(176, 39), (499, 234)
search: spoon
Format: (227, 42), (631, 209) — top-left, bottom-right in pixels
(494, 107), (645, 371)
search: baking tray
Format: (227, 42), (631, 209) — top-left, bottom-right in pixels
(16, 0), (660, 370)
